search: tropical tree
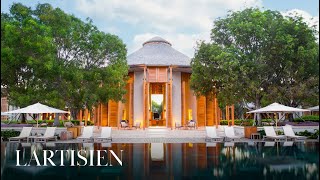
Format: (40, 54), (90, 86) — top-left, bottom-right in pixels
(190, 41), (241, 107)
(1, 3), (128, 121)
(191, 8), (319, 125)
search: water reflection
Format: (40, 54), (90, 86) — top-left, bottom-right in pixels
(1, 142), (319, 179)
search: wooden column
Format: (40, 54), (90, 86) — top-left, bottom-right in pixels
(84, 109), (89, 126)
(97, 104), (100, 127)
(108, 102), (110, 127)
(214, 97), (218, 128)
(211, 99), (214, 126)
(181, 77), (185, 127)
(218, 107), (222, 126)
(226, 106), (230, 126)
(231, 104), (235, 126)
(181, 74), (188, 127)
(142, 66), (147, 129)
(168, 66), (173, 128)
(129, 82), (133, 126)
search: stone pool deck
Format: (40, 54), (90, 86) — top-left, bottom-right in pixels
(2, 125), (319, 143)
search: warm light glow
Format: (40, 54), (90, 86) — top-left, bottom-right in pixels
(188, 109), (193, 120)
(123, 110), (126, 120)
(49, 115), (52, 120)
(188, 143), (193, 148)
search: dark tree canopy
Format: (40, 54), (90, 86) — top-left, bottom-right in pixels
(191, 8), (319, 124)
(1, 3), (128, 119)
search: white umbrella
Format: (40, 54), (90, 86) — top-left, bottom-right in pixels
(1, 112), (8, 116)
(247, 102), (310, 131)
(3, 102), (69, 127)
(308, 105), (319, 111)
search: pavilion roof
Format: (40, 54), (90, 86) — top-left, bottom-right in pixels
(127, 36), (191, 67)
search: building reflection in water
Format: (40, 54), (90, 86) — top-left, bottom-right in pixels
(1, 142), (319, 179)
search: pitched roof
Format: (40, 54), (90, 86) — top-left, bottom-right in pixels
(127, 36), (191, 66)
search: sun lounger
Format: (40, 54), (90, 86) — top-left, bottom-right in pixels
(224, 126), (242, 141)
(282, 125), (307, 141)
(263, 126), (287, 141)
(32, 127), (57, 143)
(94, 127), (112, 143)
(77, 126), (94, 142)
(9, 127), (33, 142)
(205, 126), (224, 142)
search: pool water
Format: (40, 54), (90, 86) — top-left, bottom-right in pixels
(1, 142), (319, 180)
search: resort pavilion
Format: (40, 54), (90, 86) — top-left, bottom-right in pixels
(78, 37), (235, 128)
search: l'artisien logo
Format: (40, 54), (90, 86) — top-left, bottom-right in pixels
(16, 149), (124, 167)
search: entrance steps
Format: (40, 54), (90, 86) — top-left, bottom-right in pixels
(145, 127), (171, 137)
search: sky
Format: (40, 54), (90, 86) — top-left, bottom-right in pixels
(1, 0), (319, 57)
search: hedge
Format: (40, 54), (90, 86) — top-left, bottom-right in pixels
(1, 119), (94, 126)
(294, 115), (319, 122)
(1, 130), (20, 141)
(219, 119), (273, 126)
(297, 129), (319, 139)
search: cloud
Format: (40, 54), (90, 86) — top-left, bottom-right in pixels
(282, 9), (319, 30)
(75, 0), (262, 57)
(282, 9), (319, 42)
(75, 0), (262, 33)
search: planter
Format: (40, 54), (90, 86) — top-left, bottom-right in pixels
(244, 126), (257, 138)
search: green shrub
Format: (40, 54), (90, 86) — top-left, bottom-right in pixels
(220, 120), (242, 125)
(294, 115), (319, 122)
(261, 119), (273, 122)
(219, 119), (255, 126)
(1, 130), (20, 141)
(297, 129), (319, 139)
(258, 130), (266, 137)
(70, 120), (94, 125)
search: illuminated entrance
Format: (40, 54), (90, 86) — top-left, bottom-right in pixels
(149, 83), (166, 126)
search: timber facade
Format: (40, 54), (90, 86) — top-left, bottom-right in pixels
(77, 37), (234, 128)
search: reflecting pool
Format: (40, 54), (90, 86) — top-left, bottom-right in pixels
(1, 142), (319, 180)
